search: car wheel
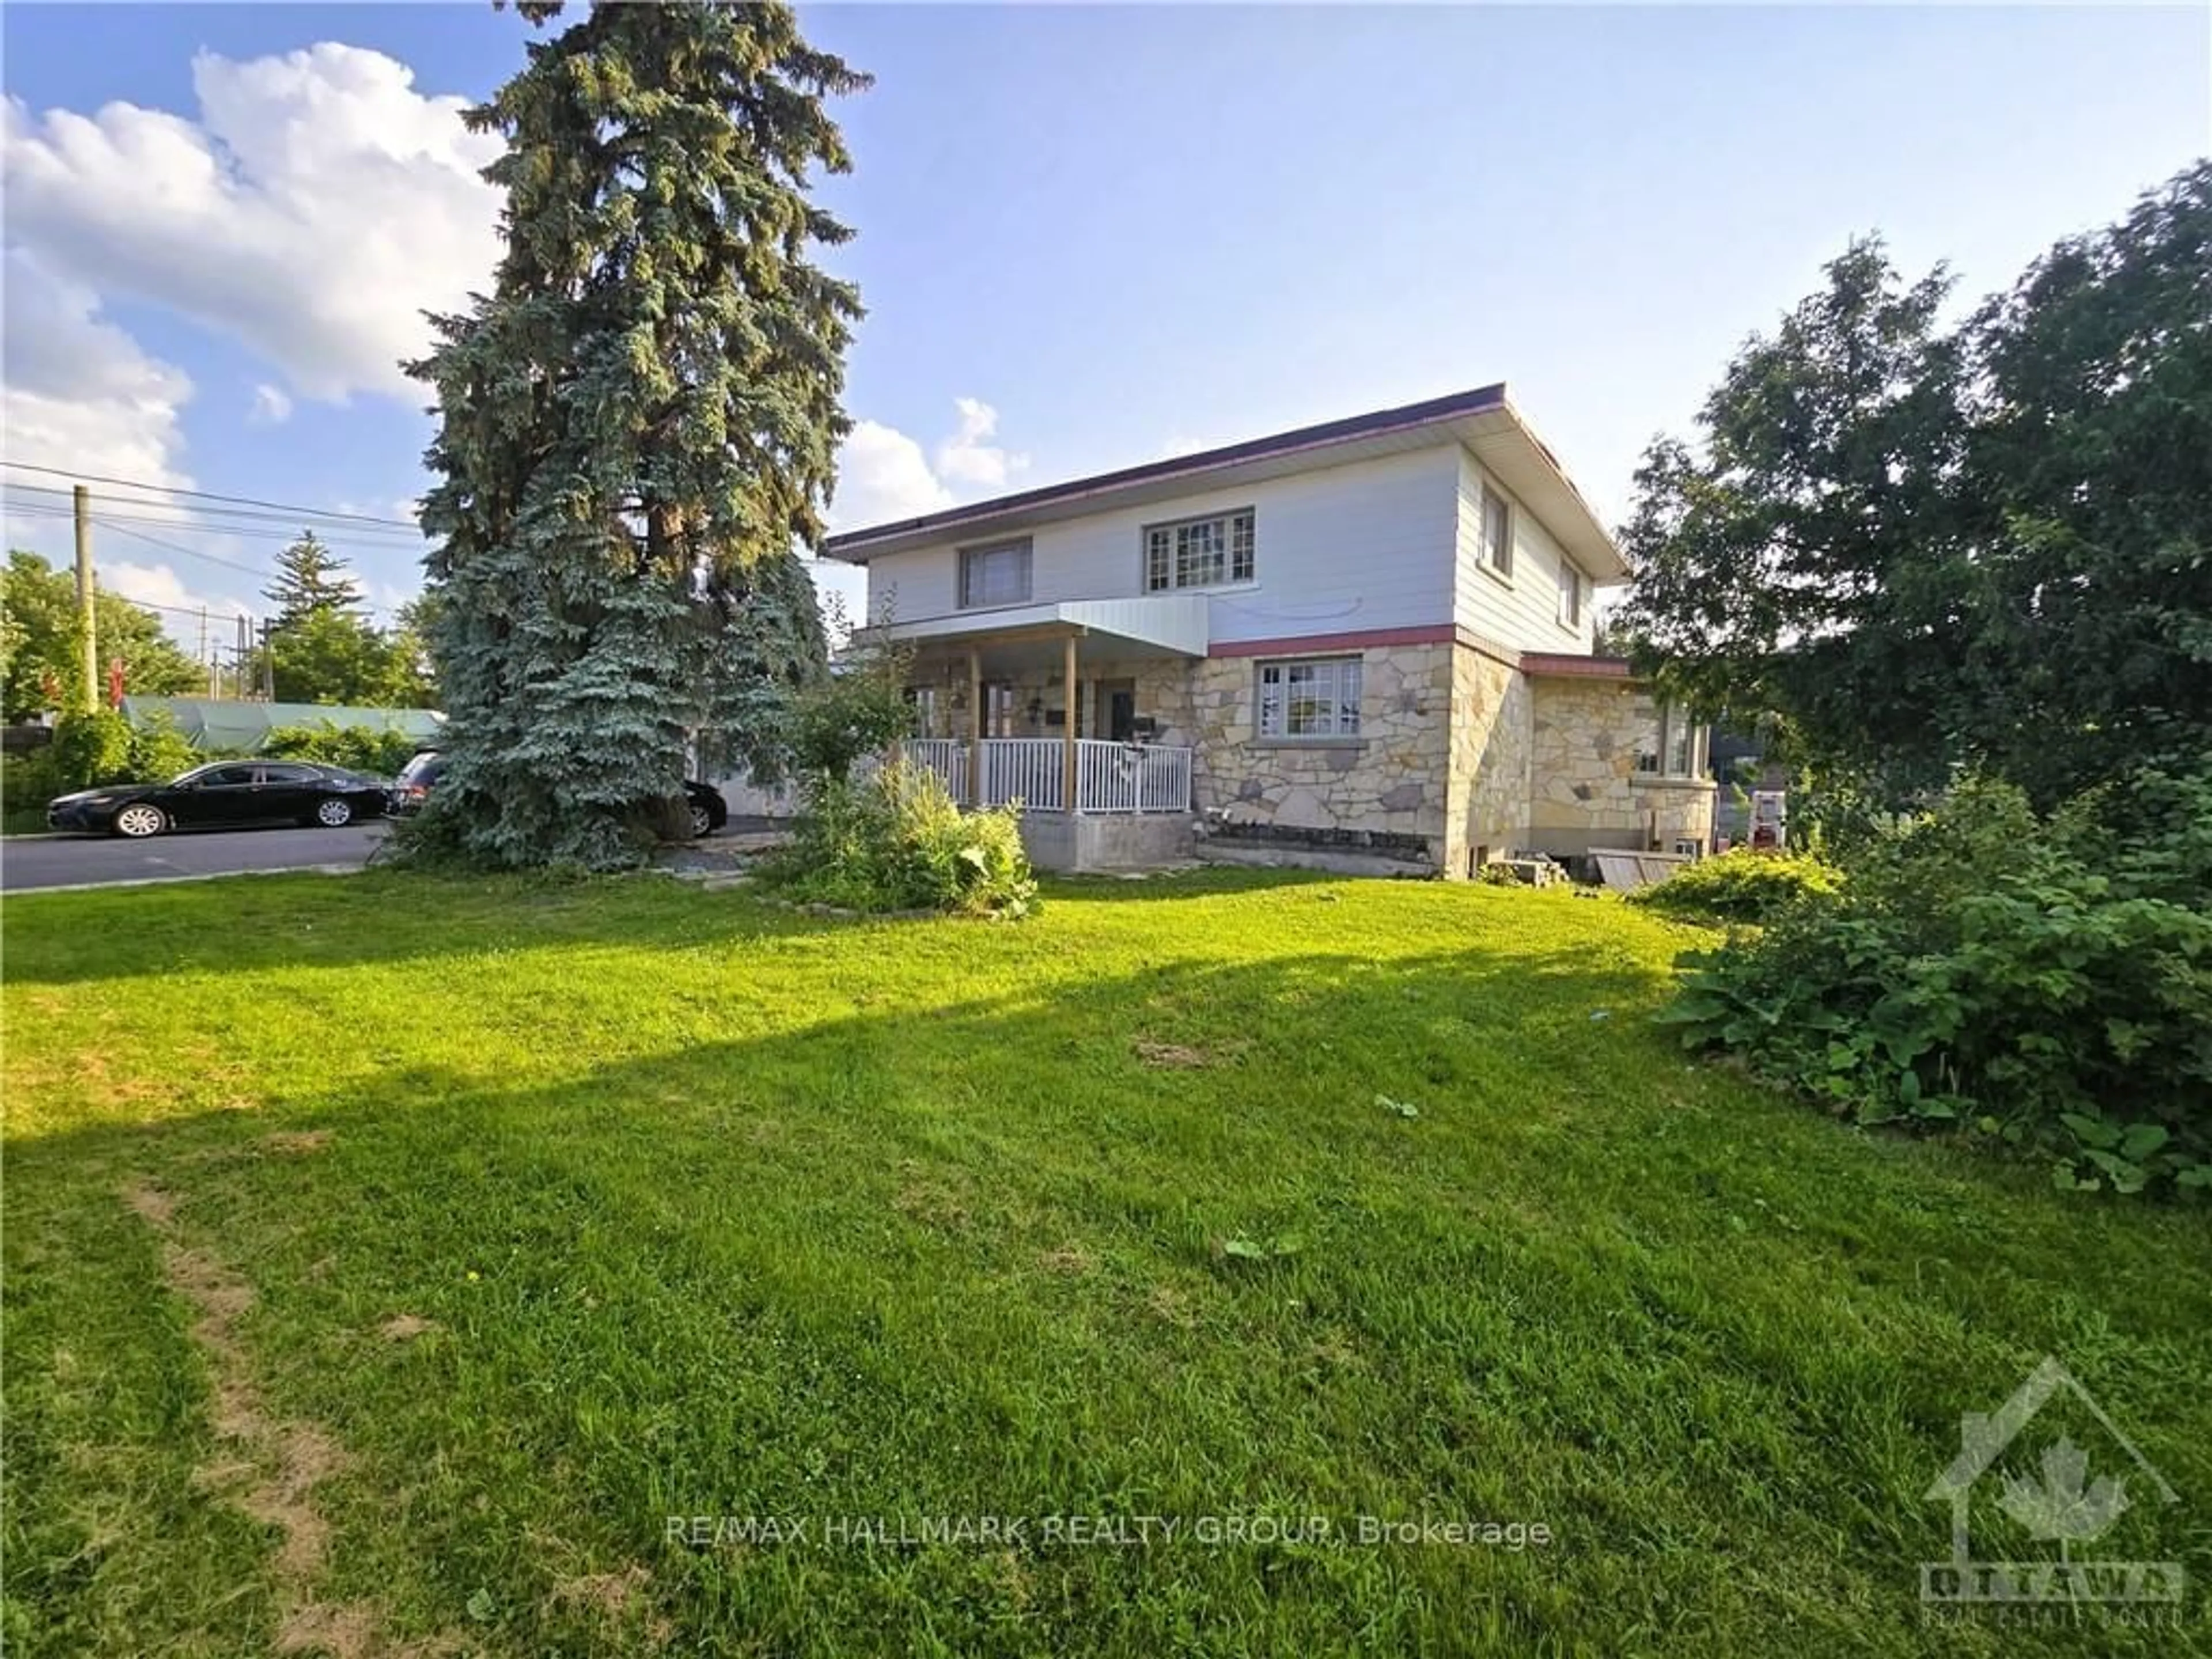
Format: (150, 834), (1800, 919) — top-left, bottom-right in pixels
(112, 803), (168, 839)
(689, 801), (715, 839)
(315, 798), (355, 829)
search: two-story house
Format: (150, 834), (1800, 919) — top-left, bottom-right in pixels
(823, 383), (1714, 876)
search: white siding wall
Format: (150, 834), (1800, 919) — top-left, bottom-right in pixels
(862, 446), (1461, 646)
(1453, 449), (1599, 654)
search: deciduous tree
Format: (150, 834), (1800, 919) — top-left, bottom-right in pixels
(0, 550), (206, 720)
(1615, 160), (2211, 806)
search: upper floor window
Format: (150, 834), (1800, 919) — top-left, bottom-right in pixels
(1556, 560), (1584, 628)
(1257, 656), (1362, 741)
(959, 539), (1032, 609)
(1479, 484), (1513, 578)
(1145, 509), (1255, 592)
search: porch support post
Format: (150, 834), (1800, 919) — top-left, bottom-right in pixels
(1062, 631), (1079, 813)
(967, 649), (982, 807)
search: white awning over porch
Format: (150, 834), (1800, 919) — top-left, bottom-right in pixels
(860, 593), (1209, 658)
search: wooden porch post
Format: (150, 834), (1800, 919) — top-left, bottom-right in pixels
(1062, 632), (1079, 813)
(967, 649), (983, 806)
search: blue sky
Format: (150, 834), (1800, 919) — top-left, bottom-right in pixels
(4, 3), (2206, 646)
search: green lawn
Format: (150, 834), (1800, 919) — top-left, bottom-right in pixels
(4, 870), (2207, 1657)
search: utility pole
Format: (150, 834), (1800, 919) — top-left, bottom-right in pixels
(73, 483), (97, 711)
(200, 605), (215, 696)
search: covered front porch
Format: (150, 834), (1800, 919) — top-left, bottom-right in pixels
(864, 596), (1203, 869)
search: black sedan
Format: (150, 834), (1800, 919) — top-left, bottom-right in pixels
(46, 761), (391, 838)
(387, 748), (730, 838)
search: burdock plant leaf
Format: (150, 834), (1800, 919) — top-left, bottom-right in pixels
(1997, 1438), (2131, 1544)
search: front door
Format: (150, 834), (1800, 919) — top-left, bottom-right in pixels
(1095, 677), (1137, 743)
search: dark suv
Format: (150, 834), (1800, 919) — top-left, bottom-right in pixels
(388, 749), (730, 839)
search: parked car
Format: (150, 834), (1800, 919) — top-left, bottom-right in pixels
(46, 761), (391, 838)
(386, 748), (730, 839)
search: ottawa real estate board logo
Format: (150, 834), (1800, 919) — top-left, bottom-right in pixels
(1922, 1355), (2184, 1615)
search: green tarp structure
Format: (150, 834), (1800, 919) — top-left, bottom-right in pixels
(120, 696), (445, 753)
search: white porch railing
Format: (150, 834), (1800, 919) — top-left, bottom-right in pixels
(980, 738), (1066, 812)
(1075, 740), (1192, 814)
(897, 738), (1192, 815)
(900, 738), (968, 804)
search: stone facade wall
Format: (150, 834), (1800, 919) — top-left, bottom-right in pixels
(899, 643), (1713, 877)
(1444, 645), (1533, 876)
(1526, 677), (1715, 858)
(1181, 643), (1455, 866)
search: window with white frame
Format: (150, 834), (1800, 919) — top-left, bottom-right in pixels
(959, 539), (1032, 608)
(1479, 485), (1513, 577)
(1145, 509), (1255, 592)
(1556, 560), (1584, 627)
(1634, 703), (1707, 779)
(1257, 657), (1362, 740)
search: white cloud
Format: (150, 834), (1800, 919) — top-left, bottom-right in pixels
(249, 382), (293, 425)
(105, 559), (252, 619)
(3, 43), (503, 403)
(829, 419), (956, 531)
(1, 247), (194, 491)
(934, 396), (1028, 490)
(102, 560), (255, 653)
(828, 398), (1028, 533)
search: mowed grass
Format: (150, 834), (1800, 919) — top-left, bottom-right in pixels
(3, 869), (2208, 1657)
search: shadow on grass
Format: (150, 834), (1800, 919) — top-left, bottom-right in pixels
(0, 864), (1366, 986)
(14, 934), (2212, 1659)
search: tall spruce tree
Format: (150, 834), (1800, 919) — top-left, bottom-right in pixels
(407, 1), (858, 868)
(264, 531), (367, 624)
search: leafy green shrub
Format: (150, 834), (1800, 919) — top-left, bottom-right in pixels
(1628, 847), (1843, 925)
(126, 711), (201, 785)
(1656, 776), (2212, 1198)
(44, 710), (133, 793)
(782, 637), (915, 793)
(2, 749), (59, 828)
(262, 721), (421, 778)
(764, 759), (1038, 920)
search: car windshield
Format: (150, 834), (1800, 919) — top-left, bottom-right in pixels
(166, 762), (231, 787)
(397, 752), (444, 785)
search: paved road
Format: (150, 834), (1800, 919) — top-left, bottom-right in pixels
(2, 823), (389, 893)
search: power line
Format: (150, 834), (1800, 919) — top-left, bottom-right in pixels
(95, 518), (278, 584)
(1, 460), (421, 529)
(126, 594), (255, 623)
(3, 481), (422, 540)
(8, 500), (416, 559)
(95, 520), (404, 621)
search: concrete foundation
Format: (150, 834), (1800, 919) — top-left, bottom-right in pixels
(1019, 812), (1196, 873)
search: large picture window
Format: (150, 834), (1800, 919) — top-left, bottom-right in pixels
(1145, 510), (1255, 592)
(1634, 703), (1708, 779)
(959, 539), (1032, 608)
(1257, 657), (1362, 740)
